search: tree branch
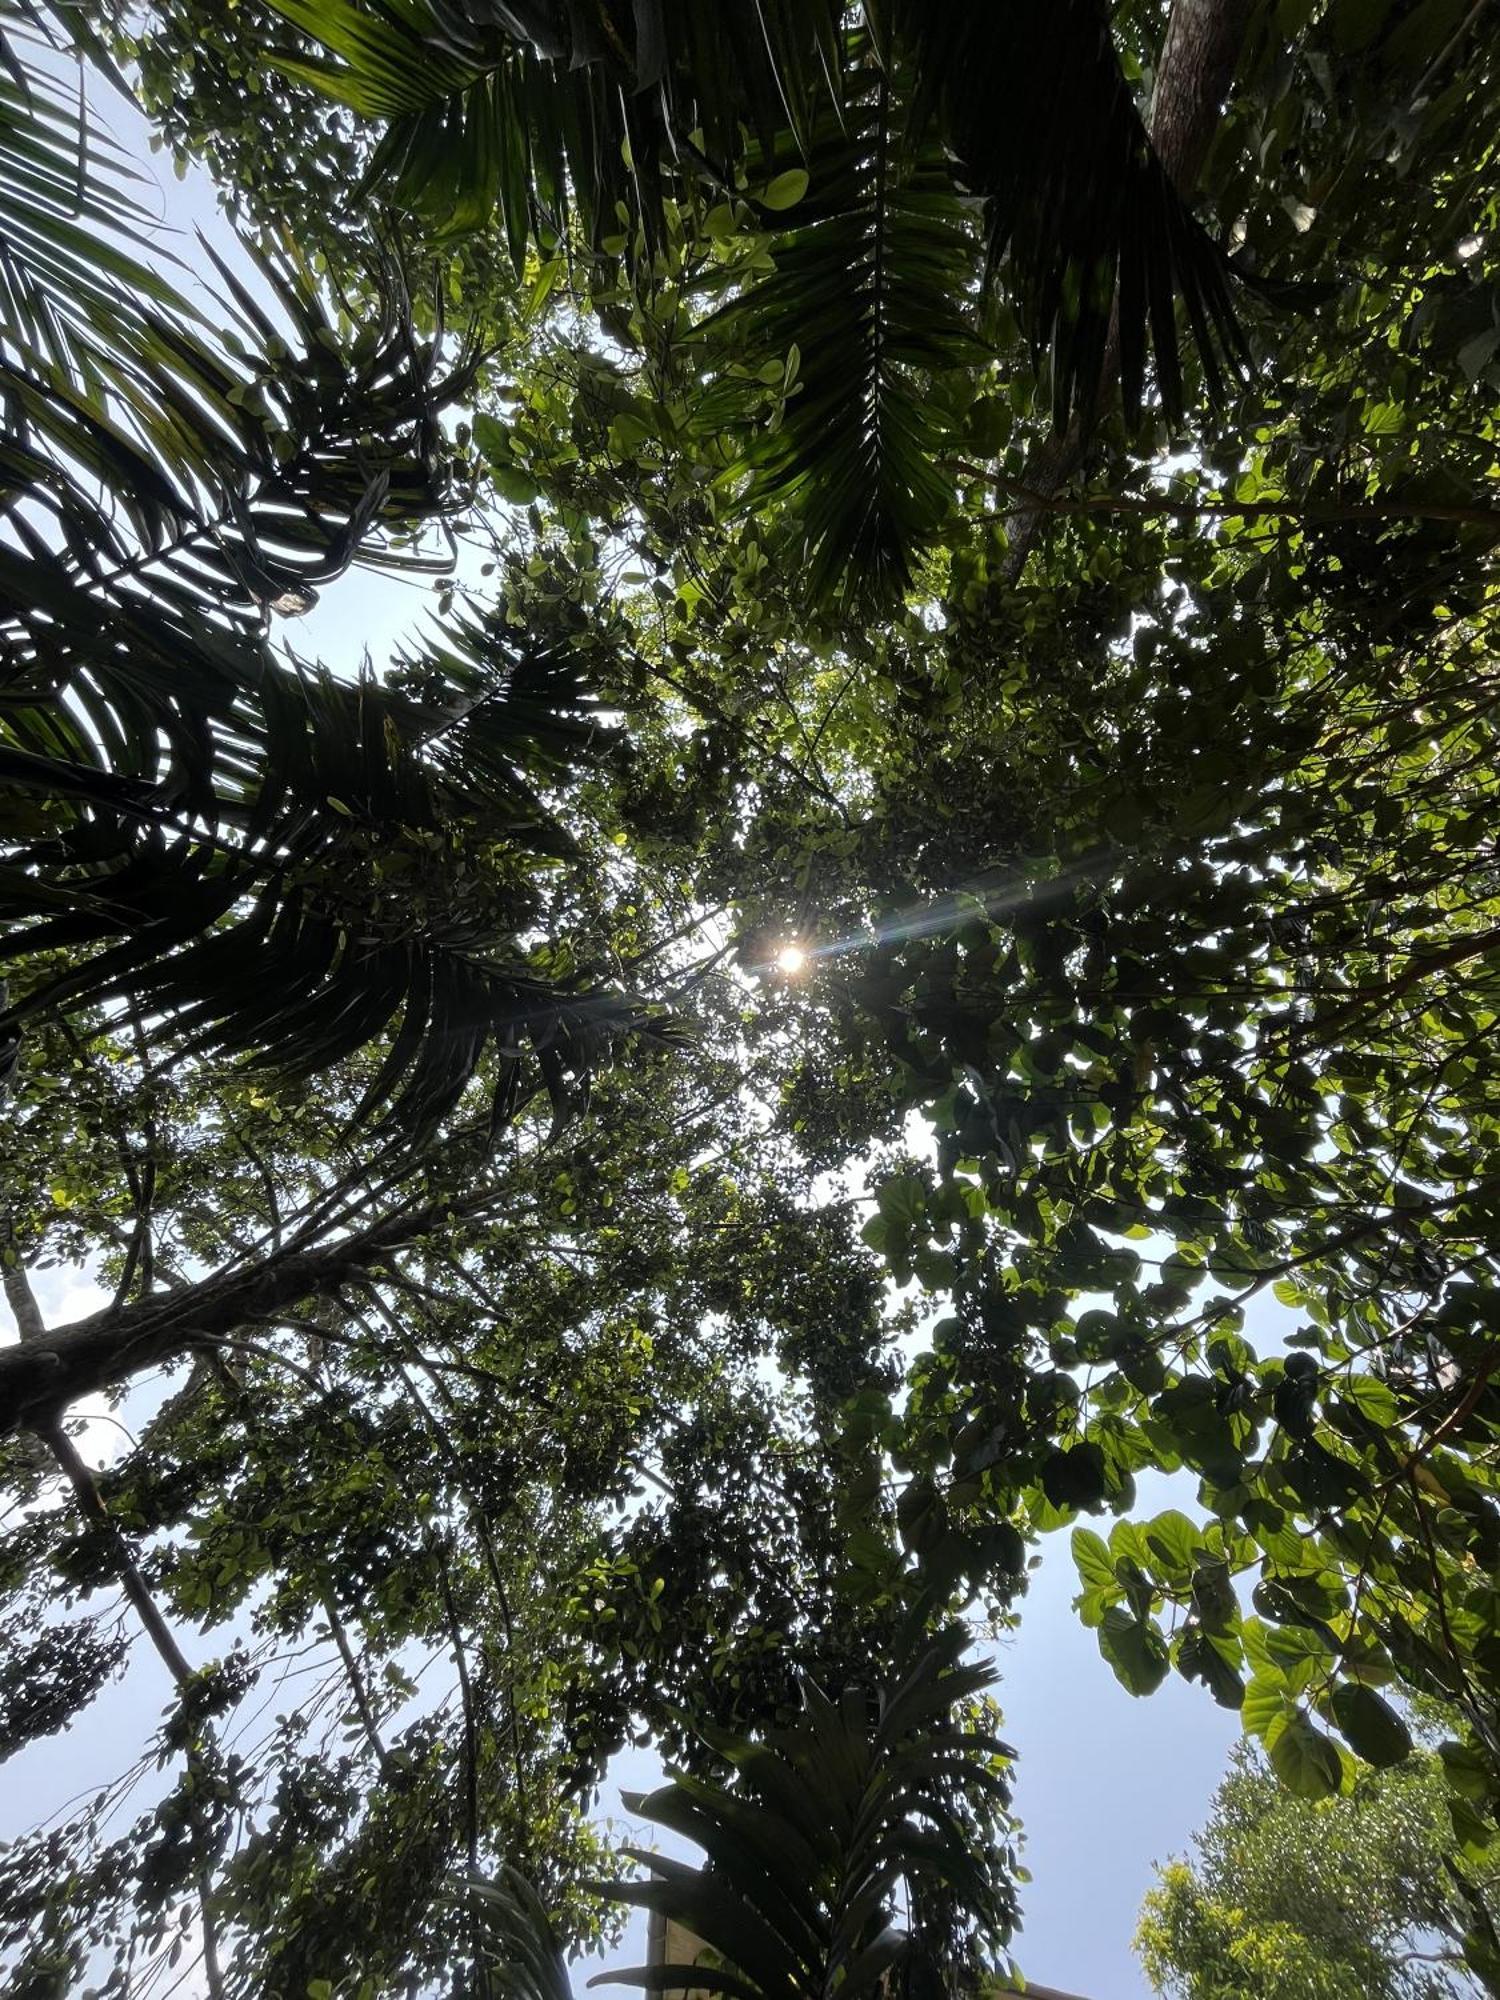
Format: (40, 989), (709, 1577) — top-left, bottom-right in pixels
(1, 1213), (48, 1343)
(42, 1430), (228, 2000)
(958, 462), (1500, 533)
(0, 1198), (450, 1439)
(46, 1428), (194, 1682)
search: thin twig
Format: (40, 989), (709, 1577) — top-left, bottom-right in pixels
(954, 459), (1500, 532)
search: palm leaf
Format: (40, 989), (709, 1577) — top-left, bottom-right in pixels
(264, 0), (846, 263)
(0, 588), (657, 1135)
(264, 0), (1251, 600)
(1, 2), (665, 1137)
(0, 0), (194, 387)
(889, 0), (1246, 427)
(468, 1863), (573, 2000)
(589, 1629), (1018, 2000)
(692, 41), (984, 602)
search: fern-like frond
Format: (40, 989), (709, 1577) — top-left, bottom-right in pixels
(0, 557), (648, 1136)
(264, 0), (847, 261)
(468, 1863), (574, 2000)
(1, 1), (657, 1137)
(693, 46), (983, 602)
(0, 0), (192, 387)
(262, 0), (1252, 599)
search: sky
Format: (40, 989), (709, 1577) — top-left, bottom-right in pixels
(0, 44), (1278, 2000)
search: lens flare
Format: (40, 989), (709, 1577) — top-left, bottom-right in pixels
(776, 943), (808, 974)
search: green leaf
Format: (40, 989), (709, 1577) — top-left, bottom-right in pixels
(875, 1174), (927, 1229)
(1330, 1683), (1412, 1768)
(1189, 1560), (1238, 1635)
(1041, 1443), (1108, 1513)
(1143, 1509), (1202, 1583)
(1458, 327), (1500, 381)
(1071, 1527), (1116, 1592)
(1176, 1630), (1244, 1709)
(1097, 1606), (1170, 1696)
(916, 1528), (975, 1602)
(490, 464), (542, 506)
(1267, 1709), (1343, 1801)
(472, 412), (515, 465)
(1341, 1375), (1399, 1426)
(761, 169), (810, 211)
(1440, 1741), (1493, 1802)
(845, 1526), (896, 1576)
(1242, 1673), (1292, 1741)
(1362, 398), (1405, 434)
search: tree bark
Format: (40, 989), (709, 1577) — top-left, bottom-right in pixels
(4, 1232), (229, 1994)
(48, 1426), (197, 1678)
(1149, 0), (1255, 191)
(0, 1200), (442, 1438)
(41, 1372), (229, 1995)
(997, 0), (1254, 579)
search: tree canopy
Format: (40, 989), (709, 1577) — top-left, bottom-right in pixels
(1137, 1722), (1500, 1999)
(3, 0), (1500, 1995)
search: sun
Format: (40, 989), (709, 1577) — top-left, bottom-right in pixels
(776, 942), (808, 975)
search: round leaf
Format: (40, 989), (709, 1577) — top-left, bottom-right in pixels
(1098, 1606), (1170, 1697)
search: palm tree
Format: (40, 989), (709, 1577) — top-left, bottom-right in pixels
(472, 1627), (1021, 2000)
(1, 0), (652, 1131)
(261, 0), (1247, 597)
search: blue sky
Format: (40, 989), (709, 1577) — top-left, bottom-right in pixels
(0, 50), (1285, 1999)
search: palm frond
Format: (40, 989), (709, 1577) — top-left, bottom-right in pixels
(262, 0), (1247, 432)
(588, 1627), (1018, 2000)
(0, 0), (192, 387)
(263, 0), (1251, 596)
(0, 2), (661, 1137)
(264, 0), (847, 262)
(0, 581), (654, 1136)
(890, 0), (1246, 428)
(2, 238), (474, 625)
(693, 45), (984, 603)
(468, 1862), (574, 2000)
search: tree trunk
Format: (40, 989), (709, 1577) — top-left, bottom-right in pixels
(997, 0), (1253, 579)
(1150, 0), (1255, 191)
(24, 1274), (230, 1999)
(0, 1201), (440, 1438)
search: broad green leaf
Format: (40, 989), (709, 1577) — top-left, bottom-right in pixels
(1331, 1684), (1413, 1768)
(1041, 1444), (1108, 1513)
(1190, 1560), (1238, 1635)
(1176, 1629), (1244, 1710)
(1440, 1742), (1493, 1802)
(1071, 1527), (1116, 1592)
(1267, 1709), (1343, 1801)
(761, 169), (810, 210)
(1143, 1509), (1202, 1584)
(1242, 1673), (1292, 1742)
(1097, 1607), (1170, 1697)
